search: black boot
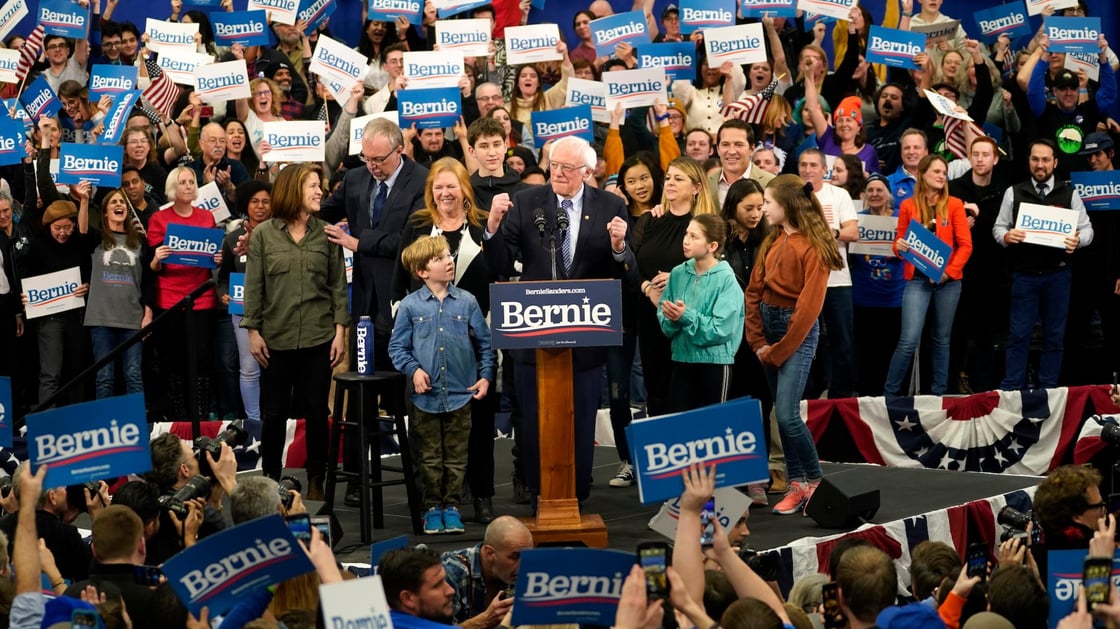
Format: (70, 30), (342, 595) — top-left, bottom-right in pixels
(512, 473), (530, 505)
(473, 497), (494, 524)
(306, 475), (325, 501)
(344, 481), (362, 507)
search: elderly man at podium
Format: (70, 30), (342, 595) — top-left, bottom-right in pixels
(487, 136), (636, 505)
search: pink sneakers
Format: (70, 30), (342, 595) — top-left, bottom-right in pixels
(773, 480), (821, 515)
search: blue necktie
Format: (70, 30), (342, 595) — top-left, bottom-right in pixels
(370, 181), (387, 227)
(561, 199), (573, 277)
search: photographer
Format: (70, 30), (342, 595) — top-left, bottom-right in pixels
(229, 476), (306, 524)
(1033, 464), (1106, 550)
(0, 463), (91, 582)
(111, 481), (163, 547)
(441, 516), (534, 629)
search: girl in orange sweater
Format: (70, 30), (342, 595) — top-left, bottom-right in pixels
(884, 154), (973, 397)
(746, 175), (845, 516)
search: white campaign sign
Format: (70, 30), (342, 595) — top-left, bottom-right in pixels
(157, 51), (214, 86)
(604, 67), (667, 111)
(1025, 0), (1076, 16)
(195, 182), (231, 223)
(911, 19), (960, 44)
(647, 487), (753, 541)
(308, 35), (368, 96)
(1065, 52), (1100, 82)
(247, 0), (299, 24)
(923, 89), (972, 120)
(849, 214), (899, 257)
(0, 0), (29, 42)
(0, 49), (19, 84)
(348, 111), (399, 156)
(796, 0), (856, 21)
(193, 60), (251, 103)
(262, 120), (325, 163)
(319, 576), (394, 629)
(704, 23), (767, 67)
(505, 24), (562, 65)
(401, 50), (465, 89)
(144, 18), (199, 54)
(22, 267), (84, 319)
(434, 19), (491, 57)
(1014, 202), (1078, 249)
(566, 77), (608, 123)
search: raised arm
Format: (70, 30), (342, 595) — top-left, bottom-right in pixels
(671, 463), (715, 606)
(803, 57), (829, 140)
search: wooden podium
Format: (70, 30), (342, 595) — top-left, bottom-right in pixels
(524, 347), (608, 547)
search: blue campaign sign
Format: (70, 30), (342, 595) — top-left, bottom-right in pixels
(397, 86), (462, 129)
(531, 106), (594, 146)
(210, 11), (271, 47)
(228, 273), (245, 315)
(489, 280), (623, 350)
(297, 0), (335, 36)
(0, 377), (11, 448)
(1072, 171), (1120, 211)
(1047, 549), (1120, 627)
(625, 397), (768, 504)
(164, 224), (223, 269)
(367, 0), (421, 23)
(680, 0), (734, 28)
(98, 91), (140, 146)
(162, 514), (316, 616)
(39, 0), (88, 38)
(590, 10), (649, 57)
(1046, 16), (1100, 54)
(89, 65), (139, 100)
(369, 534), (409, 568)
(58, 143), (123, 188)
(511, 548), (635, 626)
(19, 76), (61, 121)
(866, 26), (924, 70)
(899, 219), (951, 279)
(638, 42), (695, 82)
(972, 4), (1031, 44)
(0, 113), (25, 167)
(25, 393), (150, 486)
(740, 0), (795, 18)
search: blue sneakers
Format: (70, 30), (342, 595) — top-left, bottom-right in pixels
(442, 507), (465, 534)
(423, 508), (444, 534)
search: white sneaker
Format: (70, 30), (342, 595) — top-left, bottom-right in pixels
(609, 462), (634, 487)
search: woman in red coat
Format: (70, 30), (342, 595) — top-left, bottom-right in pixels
(884, 154), (972, 396)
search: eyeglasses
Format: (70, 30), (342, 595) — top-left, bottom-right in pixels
(551, 162), (586, 174)
(362, 149), (398, 166)
(51, 223), (74, 233)
(126, 138), (149, 146)
(102, 41), (121, 48)
(667, 113), (683, 121)
(253, 90), (272, 97)
(477, 94), (503, 102)
(1087, 502), (1108, 512)
(46, 43), (68, 51)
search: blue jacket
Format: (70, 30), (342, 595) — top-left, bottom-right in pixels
(388, 283), (496, 413)
(657, 259), (745, 365)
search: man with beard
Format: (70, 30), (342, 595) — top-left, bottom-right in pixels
(948, 136), (1008, 393)
(265, 61), (312, 121)
(406, 127), (465, 167)
(382, 547), (458, 629)
(993, 139), (1093, 390)
(867, 83), (937, 175)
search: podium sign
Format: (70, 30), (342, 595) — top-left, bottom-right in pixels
(489, 280), (622, 350)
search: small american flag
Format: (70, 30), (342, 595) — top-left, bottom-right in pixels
(16, 26), (45, 83)
(142, 57), (181, 121)
(720, 77), (780, 125)
(317, 102), (330, 135)
(943, 116), (987, 160)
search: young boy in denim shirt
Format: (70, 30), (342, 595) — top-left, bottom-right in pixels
(389, 235), (496, 535)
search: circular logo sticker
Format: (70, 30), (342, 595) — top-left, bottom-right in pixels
(1055, 125), (1084, 154)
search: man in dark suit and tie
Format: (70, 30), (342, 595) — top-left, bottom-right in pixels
(489, 136), (635, 503)
(322, 118), (427, 504)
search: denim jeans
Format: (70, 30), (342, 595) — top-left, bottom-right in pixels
(884, 279), (962, 396)
(213, 313), (240, 418)
(1002, 269), (1072, 390)
(760, 303), (822, 483)
(231, 315), (261, 423)
(89, 326), (143, 399)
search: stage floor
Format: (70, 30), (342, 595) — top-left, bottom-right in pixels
(316, 442), (1042, 563)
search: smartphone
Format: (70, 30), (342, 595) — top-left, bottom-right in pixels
(199, 106), (215, 118)
(966, 542), (987, 580)
(637, 542), (670, 600)
(1084, 556), (1113, 612)
(500, 584), (515, 600)
(286, 514), (312, 543)
(699, 499), (716, 547)
(133, 565), (163, 586)
(311, 515), (332, 546)
(821, 582), (845, 629)
(72, 610), (100, 627)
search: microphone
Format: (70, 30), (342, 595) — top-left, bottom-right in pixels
(556, 206), (569, 232)
(533, 208), (546, 239)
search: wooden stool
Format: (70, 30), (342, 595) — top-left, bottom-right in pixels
(322, 371), (421, 543)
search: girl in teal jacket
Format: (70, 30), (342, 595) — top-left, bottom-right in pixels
(658, 214), (746, 412)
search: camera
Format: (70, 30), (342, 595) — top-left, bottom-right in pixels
(278, 476), (302, 510)
(0, 476), (13, 499)
(158, 475), (212, 517)
(1102, 422), (1120, 446)
(997, 505), (1042, 545)
(739, 548), (780, 582)
(193, 420), (248, 477)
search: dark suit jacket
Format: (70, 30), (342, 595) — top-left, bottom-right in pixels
(320, 157), (428, 333)
(501, 184), (636, 368)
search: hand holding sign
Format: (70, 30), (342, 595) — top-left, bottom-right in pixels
(680, 462), (715, 513)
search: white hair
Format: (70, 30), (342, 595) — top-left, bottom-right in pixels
(165, 166), (198, 203)
(552, 136), (596, 170)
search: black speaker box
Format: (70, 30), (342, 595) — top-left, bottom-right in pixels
(805, 476), (880, 529)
